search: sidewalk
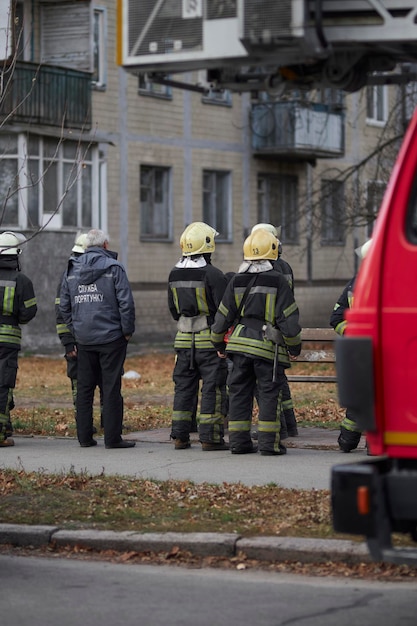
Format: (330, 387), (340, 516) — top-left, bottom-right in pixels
(0, 427), (372, 565)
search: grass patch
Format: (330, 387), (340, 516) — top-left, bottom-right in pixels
(12, 354), (343, 436)
(0, 468), (334, 537)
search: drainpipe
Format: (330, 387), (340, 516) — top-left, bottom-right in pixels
(306, 162), (313, 283)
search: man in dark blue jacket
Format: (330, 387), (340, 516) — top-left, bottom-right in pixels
(60, 229), (135, 449)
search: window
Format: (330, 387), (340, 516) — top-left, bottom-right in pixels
(257, 173), (298, 244)
(138, 75), (172, 99)
(317, 88), (344, 110)
(93, 7), (107, 89)
(321, 179), (345, 244)
(40, 3), (106, 86)
(0, 134), (101, 230)
(202, 170), (232, 241)
(366, 83), (387, 124)
(202, 89), (232, 106)
(366, 181), (385, 237)
(140, 165), (172, 241)
(403, 64), (417, 125)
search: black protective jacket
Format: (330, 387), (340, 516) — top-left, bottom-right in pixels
(330, 276), (356, 336)
(211, 265), (301, 367)
(0, 256), (37, 349)
(168, 257), (227, 350)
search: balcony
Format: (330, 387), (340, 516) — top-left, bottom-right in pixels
(0, 62), (92, 130)
(250, 101), (344, 161)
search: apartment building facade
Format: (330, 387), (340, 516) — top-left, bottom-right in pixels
(0, 0), (413, 353)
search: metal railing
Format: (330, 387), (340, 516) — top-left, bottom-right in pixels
(0, 61), (92, 130)
(251, 101), (344, 160)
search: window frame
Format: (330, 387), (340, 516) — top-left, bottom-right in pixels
(321, 178), (346, 245)
(92, 6), (107, 90)
(366, 180), (386, 238)
(366, 83), (388, 126)
(202, 169), (232, 242)
(139, 164), (173, 242)
(257, 172), (299, 245)
(0, 133), (102, 231)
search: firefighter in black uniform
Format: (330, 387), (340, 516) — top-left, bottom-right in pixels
(330, 239), (372, 452)
(168, 222), (228, 451)
(211, 228), (302, 455)
(251, 223), (298, 438)
(0, 232), (37, 447)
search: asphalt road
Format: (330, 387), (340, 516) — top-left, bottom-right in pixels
(2, 554), (417, 626)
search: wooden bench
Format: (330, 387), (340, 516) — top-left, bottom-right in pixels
(287, 327), (337, 383)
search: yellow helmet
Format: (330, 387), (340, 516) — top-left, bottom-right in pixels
(180, 222), (218, 256)
(243, 229), (278, 261)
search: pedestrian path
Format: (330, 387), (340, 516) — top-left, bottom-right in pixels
(0, 427), (372, 565)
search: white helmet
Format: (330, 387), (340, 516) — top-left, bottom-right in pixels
(251, 223), (278, 238)
(355, 239), (372, 260)
(72, 233), (89, 254)
(0, 231), (24, 255)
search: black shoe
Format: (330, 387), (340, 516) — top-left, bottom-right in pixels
(287, 429), (299, 437)
(260, 443), (287, 456)
(175, 439), (191, 450)
(80, 439), (97, 447)
(201, 441), (229, 451)
(231, 444), (258, 454)
(105, 439), (136, 449)
(338, 434), (357, 453)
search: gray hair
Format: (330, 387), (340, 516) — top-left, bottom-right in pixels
(85, 229), (109, 248)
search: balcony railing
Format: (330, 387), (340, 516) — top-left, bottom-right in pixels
(251, 101), (344, 160)
(0, 61), (92, 130)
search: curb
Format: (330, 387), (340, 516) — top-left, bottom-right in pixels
(0, 524), (372, 564)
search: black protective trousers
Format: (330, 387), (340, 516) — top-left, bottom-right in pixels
(0, 346), (18, 440)
(171, 349), (227, 444)
(76, 336), (127, 446)
(228, 353), (285, 454)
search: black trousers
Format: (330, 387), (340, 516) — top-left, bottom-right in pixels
(172, 349), (227, 443)
(228, 353), (285, 454)
(76, 337), (127, 446)
(0, 346), (18, 439)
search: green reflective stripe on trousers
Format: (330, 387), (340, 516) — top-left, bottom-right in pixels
(172, 411), (193, 422)
(199, 414), (222, 425)
(258, 420), (280, 433)
(341, 416), (361, 432)
(282, 398), (294, 410)
(228, 420), (252, 431)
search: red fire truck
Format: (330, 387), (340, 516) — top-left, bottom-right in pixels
(118, 0), (417, 564)
(331, 106), (417, 565)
